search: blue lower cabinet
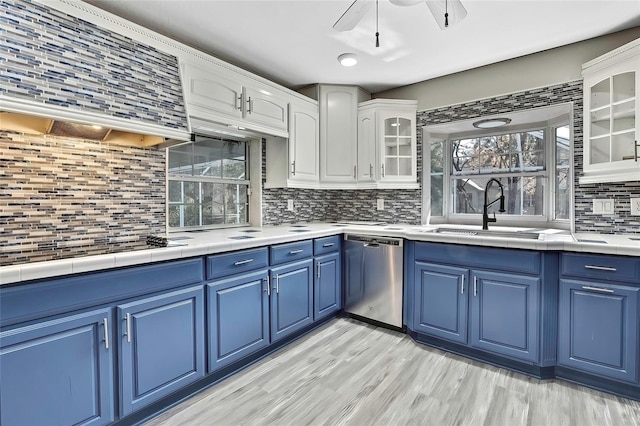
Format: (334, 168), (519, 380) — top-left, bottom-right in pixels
(469, 270), (540, 363)
(558, 279), (639, 383)
(207, 269), (270, 372)
(314, 253), (341, 320)
(0, 308), (114, 426)
(270, 259), (314, 342)
(413, 262), (468, 344)
(117, 285), (205, 416)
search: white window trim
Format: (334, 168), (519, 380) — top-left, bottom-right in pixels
(165, 137), (263, 232)
(422, 116), (574, 230)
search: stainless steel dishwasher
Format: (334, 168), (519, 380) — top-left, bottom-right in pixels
(343, 234), (403, 329)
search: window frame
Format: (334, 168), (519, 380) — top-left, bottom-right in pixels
(423, 115), (573, 229)
(166, 136), (251, 232)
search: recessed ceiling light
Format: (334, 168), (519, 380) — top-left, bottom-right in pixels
(472, 118), (512, 129)
(338, 53), (358, 67)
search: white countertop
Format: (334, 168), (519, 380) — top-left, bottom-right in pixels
(1, 222), (638, 286)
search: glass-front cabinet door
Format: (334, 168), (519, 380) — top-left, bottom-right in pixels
(378, 109), (417, 186)
(581, 38), (640, 183)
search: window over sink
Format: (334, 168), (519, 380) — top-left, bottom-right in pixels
(425, 105), (572, 228)
(167, 136), (250, 230)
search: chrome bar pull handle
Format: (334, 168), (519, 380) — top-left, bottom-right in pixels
(381, 163), (385, 177)
(247, 96), (253, 114)
(370, 163), (373, 177)
(584, 265), (617, 272)
(234, 259), (254, 266)
(275, 275), (280, 293)
(317, 262), (321, 279)
(322, 243), (334, 248)
(289, 249), (304, 254)
(125, 313), (132, 343)
(236, 95), (242, 111)
(473, 276), (477, 296)
(103, 318), (110, 350)
(265, 276), (271, 296)
(634, 140), (638, 162)
(291, 161), (296, 175)
(582, 285), (615, 294)
(461, 275), (465, 295)
(353, 165), (357, 179)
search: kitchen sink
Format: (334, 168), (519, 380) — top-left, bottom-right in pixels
(425, 227), (541, 240)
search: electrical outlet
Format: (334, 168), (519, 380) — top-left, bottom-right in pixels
(377, 198), (384, 211)
(287, 199), (294, 211)
(592, 199), (614, 215)
(631, 198), (640, 216)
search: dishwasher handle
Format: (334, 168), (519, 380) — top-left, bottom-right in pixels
(363, 243), (380, 248)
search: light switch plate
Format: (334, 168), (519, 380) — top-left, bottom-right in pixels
(287, 199), (294, 211)
(631, 198), (640, 216)
(377, 198), (384, 211)
(592, 199), (614, 215)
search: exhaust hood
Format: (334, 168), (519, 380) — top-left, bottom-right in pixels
(1, 98), (191, 147)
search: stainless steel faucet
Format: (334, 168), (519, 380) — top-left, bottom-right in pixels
(482, 178), (505, 230)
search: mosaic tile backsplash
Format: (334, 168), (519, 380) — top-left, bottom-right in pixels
(0, 131), (166, 266)
(1, 0), (188, 130)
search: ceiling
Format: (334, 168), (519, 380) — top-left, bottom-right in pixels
(83, 0), (640, 94)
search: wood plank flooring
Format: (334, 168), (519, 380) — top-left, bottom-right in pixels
(145, 318), (640, 426)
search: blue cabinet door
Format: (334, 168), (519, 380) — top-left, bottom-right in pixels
(0, 308), (114, 426)
(314, 253), (341, 320)
(558, 279), (639, 383)
(270, 259), (313, 342)
(118, 285), (205, 416)
(208, 269), (270, 372)
(343, 243), (364, 307)
(469, 270), (540, 363)
(413, 262), (468, 344)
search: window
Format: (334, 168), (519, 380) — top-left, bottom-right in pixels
(451, 130), (546, 216)
(167, 136), (249, 230)
(427, 116), (571, 227)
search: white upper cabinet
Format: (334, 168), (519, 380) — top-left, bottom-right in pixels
(288, 98), (320, 185)
(243, 84), (288, 131)
(357, 108), (377, 183)
(319, 85), (369, 186)
(581, 38), (640, 184)
(359, 99), (419, 189)
(183, 63), (244, 120)
(182, 61), (288, 137)
(264, 96), (319, 189)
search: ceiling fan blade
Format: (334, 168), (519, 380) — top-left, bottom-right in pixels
(333, 0), (374, 32)
(425, 0), (467, 30)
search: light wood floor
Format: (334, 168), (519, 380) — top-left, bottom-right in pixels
(145, 318), (640, 426)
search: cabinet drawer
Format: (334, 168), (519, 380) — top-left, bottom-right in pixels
(207, 248), (269, 280)
(561, 253), (640, 284)
(414, 242), (540, 275)
(313, 235), (341, 256)
(270, 240), (313, 266)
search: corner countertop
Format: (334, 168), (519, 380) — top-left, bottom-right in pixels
(1, 222), (638, 286)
